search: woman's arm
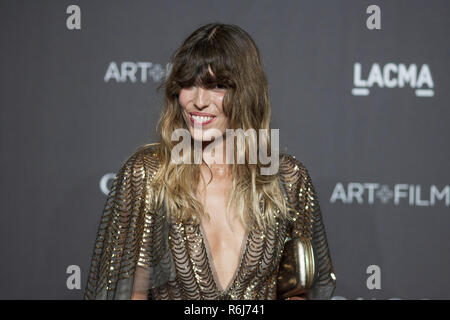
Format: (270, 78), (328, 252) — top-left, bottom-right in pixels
(279, 154), (337, 300)
(296, 160), (336, 300)
(84, 146), (158, 300)
(131, 266), (151, 300)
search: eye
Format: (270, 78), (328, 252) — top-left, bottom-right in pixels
(214, 83), (227, 90)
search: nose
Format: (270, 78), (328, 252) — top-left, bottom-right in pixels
(193, 87), (210, 110)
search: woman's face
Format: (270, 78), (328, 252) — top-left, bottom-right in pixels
(178, 67), (229, 142)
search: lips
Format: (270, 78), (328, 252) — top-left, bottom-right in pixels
(189, 112), (216, 126)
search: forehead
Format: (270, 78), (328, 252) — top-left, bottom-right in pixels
(175, 43), (236, 89)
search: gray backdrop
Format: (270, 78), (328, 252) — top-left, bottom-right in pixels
(1, 0), (449, 299)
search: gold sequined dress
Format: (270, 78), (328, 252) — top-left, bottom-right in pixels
(84, 144), (336, 300)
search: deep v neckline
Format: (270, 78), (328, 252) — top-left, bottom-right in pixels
(199, 222), (250, 294)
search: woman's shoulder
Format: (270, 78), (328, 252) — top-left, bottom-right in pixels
(134, 142), (161, 161)
(119, 142), (161, 177)
(278, 152), (311, 183)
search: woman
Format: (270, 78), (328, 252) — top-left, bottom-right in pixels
(84, 23), (336, 300)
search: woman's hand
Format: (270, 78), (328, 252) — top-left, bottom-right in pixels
(286, 294), (308, 300)
(131, 292), (148, 300)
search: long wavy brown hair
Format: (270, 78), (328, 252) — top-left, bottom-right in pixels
(140, 22), (293, 232)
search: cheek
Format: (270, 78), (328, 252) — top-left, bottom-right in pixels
(214, 94), (226, 114)
(178, 90), (191, 110)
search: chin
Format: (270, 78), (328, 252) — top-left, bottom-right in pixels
(189, 128), (225, 142)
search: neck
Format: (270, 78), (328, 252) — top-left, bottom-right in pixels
(200, 136), (233, 178)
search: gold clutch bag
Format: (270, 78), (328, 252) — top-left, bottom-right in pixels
(276, 236), (316, 299)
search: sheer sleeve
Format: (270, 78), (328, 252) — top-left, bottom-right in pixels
(83, 144), (176, 300)
(279, 154), (337, 300)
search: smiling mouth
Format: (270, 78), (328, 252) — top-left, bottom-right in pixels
(189, 112), (216, 126)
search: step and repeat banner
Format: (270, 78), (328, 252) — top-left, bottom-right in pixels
(0, 0), (449, 299)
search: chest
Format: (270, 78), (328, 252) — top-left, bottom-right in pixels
(166, 213), (290, 298)
(196, 175), (246, 265)
(162, 172), (290, 298)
